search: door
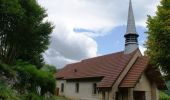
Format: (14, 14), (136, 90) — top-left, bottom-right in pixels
(133, 91), (146, 100)
(55, 87), (59, 96)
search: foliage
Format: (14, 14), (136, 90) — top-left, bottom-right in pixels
(41, 64), (57, 74)
(145, 0), (170, 77)
(0, 60), (16, 78)
(0, 81), (19, 100)
(0, 60), (56, 99)
(0, 0), (56, 99)
(159, 91), (170, 100)
(164, 81), (170, 96)
(20, 92), (45, 100)
(0, 0), (53, 68)
(14, 60), (56, 95)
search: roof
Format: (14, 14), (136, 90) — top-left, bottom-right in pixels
(56, 50), (136, 88)
(56, 49), (167, 89)
(119, 56), (149, 88)
(119, 56), (167, 90)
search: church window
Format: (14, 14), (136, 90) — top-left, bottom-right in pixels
(93, 83), (97, 94)
(75, 83), (79, 93)
(61, 83), (64, 92)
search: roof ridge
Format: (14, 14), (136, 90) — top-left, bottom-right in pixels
(81, 51), (124, 62)
(66, 49), (139, 66)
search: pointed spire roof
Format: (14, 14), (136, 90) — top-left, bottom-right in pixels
(126, 0), (137, 34)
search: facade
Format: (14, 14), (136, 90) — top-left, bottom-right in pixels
(55, 0), (167, 100)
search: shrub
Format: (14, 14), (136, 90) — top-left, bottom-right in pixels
(0, 60), (56, 99)
(0, 81), (19, 100)
(20, 92), (45, 100)
(14, 60), (56, 95)
(159, 91), (170, 100)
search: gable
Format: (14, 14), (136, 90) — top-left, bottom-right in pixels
(134, 73), (151, 91)
(119, 56), (149, 88)
(119, 56), (167, 90)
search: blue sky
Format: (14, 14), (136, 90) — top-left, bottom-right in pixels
(74, 25), (147, 54)
(95, 26), (147, 55)
(37, 0), (160, 68)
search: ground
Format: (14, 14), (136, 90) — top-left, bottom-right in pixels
(55, 96), (70, 100)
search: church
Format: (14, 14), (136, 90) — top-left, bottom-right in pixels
(55, 0), (167, 100)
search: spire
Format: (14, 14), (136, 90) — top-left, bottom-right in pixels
(124, 0), (139, 54)
(126, 0), (137, 34)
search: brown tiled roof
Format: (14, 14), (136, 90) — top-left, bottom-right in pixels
(119, 56), (167, 90)
(56, 51), (136, 88)
(119, 56), (149, 88)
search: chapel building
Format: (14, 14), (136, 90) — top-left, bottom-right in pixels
(55, 0), (167, 100)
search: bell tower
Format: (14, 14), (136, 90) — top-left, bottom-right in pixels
(124, 0), (139, 54)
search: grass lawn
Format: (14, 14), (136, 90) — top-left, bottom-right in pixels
(55, 96), (70, 100)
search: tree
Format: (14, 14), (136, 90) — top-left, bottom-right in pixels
(0, 0), (23, 64)
(0, 0), (56, 98)
(0, 0), (53, 68)
(145, 0), (170, 77)
(41, 64), (57, 74)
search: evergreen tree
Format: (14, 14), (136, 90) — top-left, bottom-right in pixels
(145, 0), (170, 77)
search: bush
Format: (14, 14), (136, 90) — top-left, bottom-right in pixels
(160, 91), (170, 100)
(0, 60), (56, 99)
(14, 60), (56, 95)
(0, 81), (19, 100)
(20, 92), (45, 100)
(0, 60), (16, 78)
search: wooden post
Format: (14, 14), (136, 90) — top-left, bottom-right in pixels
(128, 88), (133, 100)
(151, 83), (159, 100)
(102, 91), (105, 100)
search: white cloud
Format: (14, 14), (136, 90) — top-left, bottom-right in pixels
(43, 23), (97, 68)
(37, 0), (160, 68)
(43, 49), (76, 68)
(52, 24), (97, 59)
(139, 45), (147, 55)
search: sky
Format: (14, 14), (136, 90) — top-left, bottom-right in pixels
(37, 0), (160, 68)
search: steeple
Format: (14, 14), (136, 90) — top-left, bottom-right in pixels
(124, 0), (139, 54)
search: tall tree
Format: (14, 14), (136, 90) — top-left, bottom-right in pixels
(145, 0), (170, 77)
(0, 0), (53, 68)
(0, 0), (23, 63)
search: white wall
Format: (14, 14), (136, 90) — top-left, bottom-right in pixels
(56, 70), (158, 100)
(56, 80), (66, 96)
(57, 80), (102, 100)
(134, 73), (152, 100)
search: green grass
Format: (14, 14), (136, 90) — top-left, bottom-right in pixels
(54, 96), (70, 100)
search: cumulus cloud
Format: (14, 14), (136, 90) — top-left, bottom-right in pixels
(43, 23), (97, 68)
(37, 0), (160, 68)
